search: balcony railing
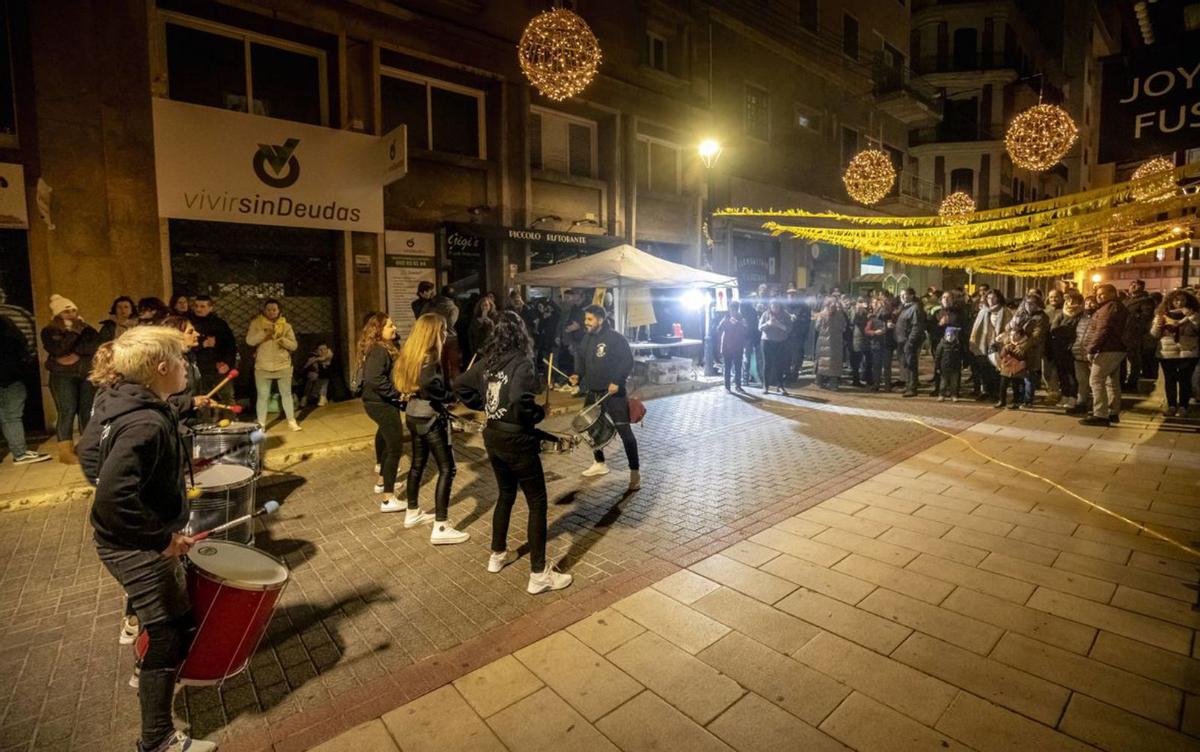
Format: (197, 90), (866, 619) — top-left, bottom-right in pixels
(882, 171), (943, 206)
(873, 56), (943, 117)
(913, 52), (1022, 76)
(909, 123), (1002, 146)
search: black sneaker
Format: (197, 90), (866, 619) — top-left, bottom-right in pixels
(902, 391), (917, 398)
(1079, 416), (1111, 426)
(1109, 414), (1120, 424)
(1065, 405), (1088, 415)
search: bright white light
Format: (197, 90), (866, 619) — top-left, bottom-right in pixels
(1090, 273), (1102, 283)
(698, 139), (722, 167)
(682, 289), (707, 309)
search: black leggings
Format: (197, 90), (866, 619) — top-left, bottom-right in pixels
(406, 417), (456, 519)
(364, 402), (403, 493)
(1161, 357), (1198, 408)
(762, 339), (787, 390)
(484, 429), (548, 573)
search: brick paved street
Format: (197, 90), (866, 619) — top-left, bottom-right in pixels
(1, 384), (1196, 751)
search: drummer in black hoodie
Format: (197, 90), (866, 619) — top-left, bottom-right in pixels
(77, 326), (216, 752)
(455, 311), (572, 594)
(570, 304), (640, 491)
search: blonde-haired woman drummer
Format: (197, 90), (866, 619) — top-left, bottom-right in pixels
(77, 326), (217, 752)
(393, 313), (468, 542)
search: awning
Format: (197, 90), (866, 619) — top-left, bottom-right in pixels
(514, 244), (736, 289)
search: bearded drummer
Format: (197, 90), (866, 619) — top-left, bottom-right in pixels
(570, 304), (641, 492)
(78, 327), (216, 752)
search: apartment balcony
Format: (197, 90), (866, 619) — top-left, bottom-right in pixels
(873, 58), (943, 127)
(877, 171), (943, 213)
(909, 123), (1001, 147)
(913, 52), (1020, 76)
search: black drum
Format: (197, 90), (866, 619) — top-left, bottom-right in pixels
(571, 402), (616, 450)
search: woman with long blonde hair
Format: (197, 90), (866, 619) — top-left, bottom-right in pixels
(358, 312), (409, 512)
(393, 313), (467, 542)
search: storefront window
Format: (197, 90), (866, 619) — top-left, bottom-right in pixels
(381, 69), (485, 159)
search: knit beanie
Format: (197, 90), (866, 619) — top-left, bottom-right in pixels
(49, 294), (77, 318)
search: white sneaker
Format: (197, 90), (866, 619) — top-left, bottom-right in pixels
(581, 461), (609, 477)
(488, 551), (513, 573)
(118, 614), (139, 645)
(146, 731), (218, 752)
(374, 463), (381, 474)
(13, 451), (52, 465)
(404, 508), (435, 528)
(380, 497), (404, 514)
(527, 567), (573, 594)
(431, 522), (470, 545)
(373, 483), (386, 494)
(288, 420), (302, 432)
(318, 396), (328, 407)
(128, 666), (139, 689)
(627, 470), (641, 492)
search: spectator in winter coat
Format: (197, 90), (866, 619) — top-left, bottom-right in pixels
(815, 296), (847, 390)
(934, 293), (968, 401)
(246, 299), (300, 431)
(98, 296), (137, 343)
(894, 288), (926, 397)
(969, 290), (1011, 402)
(1042, 289), (1065, 403)
(1049, 291), (1083, 409)
(1, 313), (51, 464)
(1122, 280), (1156, 390)
(849, 299), (870, 387)
(759, 302), (793, 395)
(40, 294), (100, 462)
(999, 293), (1050, 407)
(863, 297), (894, 391)
(717, 306), (748, 392)
(189, 295), (238, 416)
(1150, 289), (1200, 417)
(1067, 296), (1098, 415)
(741, 297), (763, 385)
(785, 290), (811, 379)
(1081, 284), (1128, 426)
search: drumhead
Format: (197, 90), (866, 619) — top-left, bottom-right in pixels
(189, 540), (288, 588)
(193, 421), (261, 435)
(193, 463), (255, 489)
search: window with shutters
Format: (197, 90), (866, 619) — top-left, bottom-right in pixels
(635, 135), (681, 195)
(381, 68), (485, 158)
(744, 84), (770, 141)
(529, 107), (596, 179)
(843, 14), (859, 60)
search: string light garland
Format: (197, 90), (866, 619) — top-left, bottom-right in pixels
(1130, 157), (1177, 203)
(938, 191), (976, 225)
(517, 8), (602, 102)
(1005, 103), (1078, 172)
(842, 149), (896, 205)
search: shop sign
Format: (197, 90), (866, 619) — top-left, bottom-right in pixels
(153, 98), (386, 232)
(1100, 33), (1200, 163)
(384, 230), (435, 338)
(445, 222), (621, 249)
(0, 162), (28, 229)
(445, 227), (485, 261)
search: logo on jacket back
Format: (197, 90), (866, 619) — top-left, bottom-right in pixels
(253, 138), (301, 188)
(595, 342), (607, 358)
(485, 372), (509, 420)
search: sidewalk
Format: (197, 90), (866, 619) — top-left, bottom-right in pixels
(310, 401), (1200, 752)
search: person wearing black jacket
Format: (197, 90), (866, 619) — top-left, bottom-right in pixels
(189, 295), (237, 414)
(570, 304), (640, 491)
(1, 313), (50, 464)
(894, 288), (927, 397)
(395, 313), (467, 544)
(357, 313), (416, 518)
(454, 312), (572, 594)
(77, 326), (217, 752)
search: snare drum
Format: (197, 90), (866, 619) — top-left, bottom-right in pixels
(192, 421), (263, 474)
(571, 402), (616, 450)
(136, 540), (289, 685)
(187, 464), (256, 544)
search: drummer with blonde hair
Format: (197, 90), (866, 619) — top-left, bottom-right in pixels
(78, 326), (217, 752)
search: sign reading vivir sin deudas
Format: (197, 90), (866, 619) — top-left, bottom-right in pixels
(1099, 32), (1200, 164)
(152, 99), (405, 233)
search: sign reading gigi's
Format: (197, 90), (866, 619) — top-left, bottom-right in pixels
(1100, 33), (1200, 164)
(153, 98), (385, 232)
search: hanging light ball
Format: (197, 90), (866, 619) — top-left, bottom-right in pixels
(517, 8), (602, 102)
(1130, 157), (1176, 203)
(938, 191), (977, 225)
(842, 149), (896, 205)
(1005, 103), (1078, 172)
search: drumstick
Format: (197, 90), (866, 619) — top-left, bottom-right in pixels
(202, 369), (240, 399)
(542, 358), (572, 380)
(192, 429), (266, 470)
(191, 500), (279, 542)
(208, 401), (244, 414)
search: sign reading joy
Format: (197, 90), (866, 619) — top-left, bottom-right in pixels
(1100, 32), (1200, 163)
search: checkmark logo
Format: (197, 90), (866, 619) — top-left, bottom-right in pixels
(252, 138), (301, 188)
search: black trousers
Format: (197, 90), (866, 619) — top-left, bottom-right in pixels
(364, 402), (404, 494)
(1161, 357), (1198, 408)
(406, 417), (457, 520)
(723, 352), (743, 389)
(762, 339), (787, 390)
(484, 429), (548, 573)
(586, 392), (639, 470)
(902, 346), (921, 394)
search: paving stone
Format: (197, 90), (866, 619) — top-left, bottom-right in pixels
(800, 507), (891, 538)
(748, 528), (848, 567)
(940, 587), (1096, 655)
(905, 552), (1035, 603)
(935, 692), (1095, 752)
(719, 540), (780, 568)
(877, 527), (987, 566)
(1110, 585), (1200, 628)
(309, 719), (400, 752)
(760, 553), (876, 604)
(487, 687), (618, 752)
(513, 631), (642, 721)
(689, 554), (798, 604)
(1006, 525), (1130, 563)
(980, 552), (1117, 602)
(1059, 694), (1198, 752)
(1026, 587), (1192, 654)
(566, 607), (646, 655)
(891, 632), (1069, 726)
(775, 588), (912, 654)
(854, 505), (951, 537)
(774, 516), (829, 538)
(944, 527), (1060, 565)
(794, 631), (957, 725)
(812, 527), (920, 568)
(990, 632), (1183, 726)
(696, 631), (849, 726)
(612, 587), (730, 654)
(820, 497), (867, 515)
(970, 504), (1080, 536)
(832, 553), (955, 605)
(453, 655), (544, 718)
(707, 693), (851, 752)
(1053, 552), (1195, 602)
(691, 586), (821, 655)
(380, 685), (505, 752)
(608, 631), (744, 725)
(1183, 694), (1200, 738)
(857, 587), (1003, 654)
(595, 690), (734, 752)
(652, 569), (721, 605)
(818, 692), (970, 752)
(915, 506), (1015, 536)
(1089, 631), (1200, 694)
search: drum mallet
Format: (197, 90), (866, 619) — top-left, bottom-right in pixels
(202, 369), (240, 400)
(542, 358), (572, 381)
(191, 500), (280, 542)
(209, 401), (244, 415)
(192, 428), (267, 470)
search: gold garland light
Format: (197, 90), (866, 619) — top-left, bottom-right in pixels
(1130, 157), (1176, 203)
(1005, 103), (1078, 172)
(842, 149), (896, 205)
(938, 191), (976, 225)
(518, 8), (602, 102)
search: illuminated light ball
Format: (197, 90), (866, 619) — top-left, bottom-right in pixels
(938, 191), (977, 225)
(842, 149), (896, 206)
(1005, 103), (1078, 172)
(518, 8), (602, 102)
(1130, 157), (1176, 203)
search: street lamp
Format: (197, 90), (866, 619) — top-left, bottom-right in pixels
(698, 138), (723, 168)
(699, 138), (722, 376)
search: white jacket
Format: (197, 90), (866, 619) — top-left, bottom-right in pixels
(246, 314), (298, 371)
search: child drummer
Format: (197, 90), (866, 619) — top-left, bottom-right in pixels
(78, 327), (217, 752)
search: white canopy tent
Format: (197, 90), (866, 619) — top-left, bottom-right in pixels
(513, 244), (736, 290)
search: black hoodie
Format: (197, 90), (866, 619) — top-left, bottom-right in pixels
(454, 350), (544, 431)
(577, 325), (634, 395)
(79, 381), (188, 552)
